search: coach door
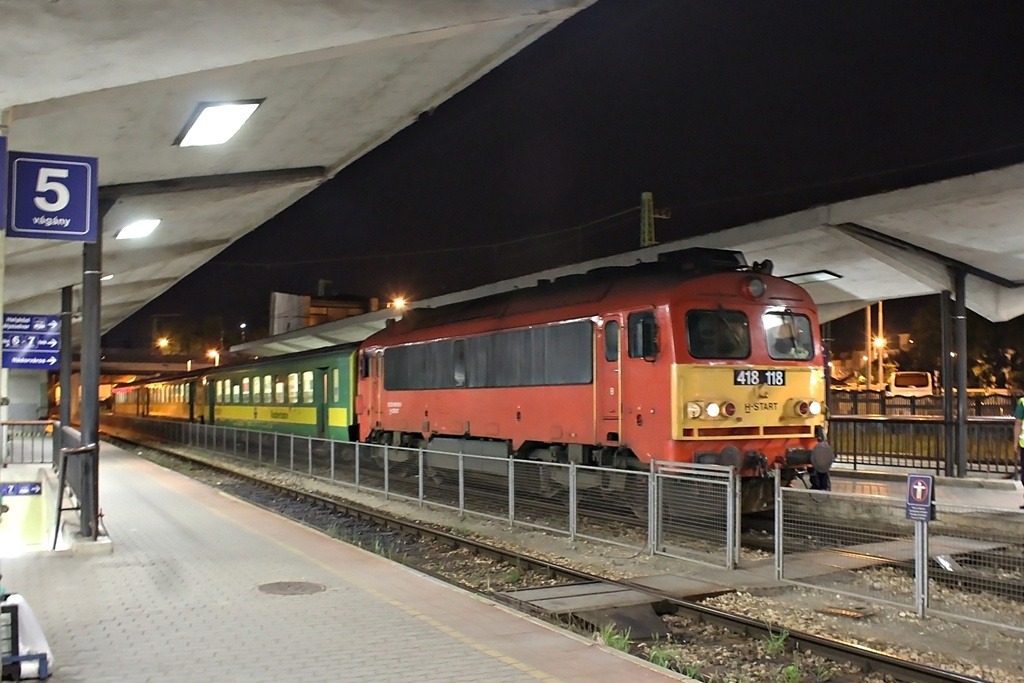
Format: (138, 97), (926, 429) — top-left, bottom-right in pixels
(598, 317), (622, 441)
(315, 368), (328, 438)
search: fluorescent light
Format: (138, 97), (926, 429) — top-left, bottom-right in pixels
(177, 101), (261, 147)
(784, 270), (841, 285)
(117, 219), (161, 240)
(100, 274), (114, 281)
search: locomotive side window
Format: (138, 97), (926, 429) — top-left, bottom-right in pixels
(686, 310), (750, 359)
(627, 311), (658, 360)
(763, 312), (814, 360)
(360, 351), (371, 379)
(604, 321), (620, 362)
(453, 340), (467, 387)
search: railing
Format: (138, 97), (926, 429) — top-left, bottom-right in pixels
(1, 420), (59, 465)
(101, 414), (744, 569)
(831, 390), (1018, 417)
(829, 415), (1016, 474)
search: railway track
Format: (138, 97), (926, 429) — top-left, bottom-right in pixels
(108, 431), (990, 683)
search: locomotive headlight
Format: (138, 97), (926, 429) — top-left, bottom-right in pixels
(705, 402), (721, 418)
(686, 402), (702, 419)
(809, 400), (822, 416)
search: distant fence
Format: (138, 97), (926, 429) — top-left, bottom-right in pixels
(829, 415), (1015, 475)
(831, 390), (1018, 417)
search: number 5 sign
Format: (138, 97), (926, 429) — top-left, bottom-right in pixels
(7, 151), (98, 242)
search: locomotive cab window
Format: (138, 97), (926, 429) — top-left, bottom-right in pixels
(686, 310), (750, 359)
(453, 339), (466, 387)
(763, 312), (814, 361)
(359, 352), (371, 379)
(604, 320), (620, 362)
(627, 311), (658, 360)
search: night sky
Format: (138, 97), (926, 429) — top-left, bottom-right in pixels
(106, 1), (1024, 348)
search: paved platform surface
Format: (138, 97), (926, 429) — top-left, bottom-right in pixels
(832, 464), (1024, 509)
(2, 444), (687, 682)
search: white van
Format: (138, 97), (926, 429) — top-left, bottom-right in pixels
(887, 371), (934, 398)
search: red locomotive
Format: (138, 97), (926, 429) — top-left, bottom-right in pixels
(356, 249), (833, 512)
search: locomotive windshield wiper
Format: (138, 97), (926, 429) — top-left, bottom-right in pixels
(781, 308), (808, 357)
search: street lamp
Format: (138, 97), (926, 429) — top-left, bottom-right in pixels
(207, 349), (220, 367)
(157, 337), (169, 351)
(239, 322), (247, 342)
(873, 337), (886, 348)
(390, 297), (407, 310)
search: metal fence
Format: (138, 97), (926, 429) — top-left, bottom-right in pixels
(829, 415), (1016, 474)
(102, 415), (742, 569)
(2, 420), (59, 465)
(774, 471), (1024, 633)
(831, 390), (1017, 417)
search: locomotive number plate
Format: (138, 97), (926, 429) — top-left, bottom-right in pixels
(733, 369), (786, 386)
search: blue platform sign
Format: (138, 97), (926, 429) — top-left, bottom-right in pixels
(0, 482), (42, 497)
(905, 474), (934, 522)
(2, 314), (61, 369)
(7, 151), (98, 242)
(0, 136), (7, 230)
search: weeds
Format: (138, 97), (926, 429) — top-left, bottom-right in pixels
(815, 662), (837, 682)
(646, 645), (676, 670)
(598, 623), (632, 652)
(778, 663), (801, 683)
(681, 663), (703, 679)
(764, 625), (789, 657)
(503, 567), (522, 583)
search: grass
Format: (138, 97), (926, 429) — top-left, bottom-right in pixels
(778, 663), (801, 683)
(502, 567), (522, 583)
(646, 645), (676, 670)
(763, 625), (789, 657)
(598, 623), (632, 652)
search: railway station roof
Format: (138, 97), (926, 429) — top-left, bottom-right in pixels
(235, 161), (1024, 357)
(0, 0), (594, 334)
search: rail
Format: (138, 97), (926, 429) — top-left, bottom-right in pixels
(829, 414), (1016, 474)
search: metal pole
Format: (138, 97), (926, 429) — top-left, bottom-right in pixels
(417, 447), (424, 506)
(877, 300), (884, 392)
(774, 468), (783, 580)
(953, 270), (968, 477)
(330, 440), (335, 481)
(458, 452), (465, 518)
(354, 442), (360, 491)
(307, 438), (312, 476)
(914, 520), (928, 618)
(648, 460), (657, 555)
(940, 291), (954, 477)
(383, 444), (389, 499)
(822, 321), (833, 415)
(568, 462), (577, 541)
(289, 433), (294, 472)
(726, 472), (736, 569)
(59, 286), (73, 433)
(865, 305), (872, 390)
(80, 229), (102, 540)
(508, 457), (515, 527)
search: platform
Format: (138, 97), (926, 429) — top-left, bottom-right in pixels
(1, 444), (688, 682)
(831, 464), (1024, 509)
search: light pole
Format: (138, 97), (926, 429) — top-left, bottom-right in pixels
(239, 322), (247, 342)
(207, 349), (220, 367)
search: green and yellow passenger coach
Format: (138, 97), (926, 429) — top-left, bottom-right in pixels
(112, 346), (360, 440)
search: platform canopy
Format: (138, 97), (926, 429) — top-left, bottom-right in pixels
(0, 0), (595, 332)
(236, 161), (1024, 356)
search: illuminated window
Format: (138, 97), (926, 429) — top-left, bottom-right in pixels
(232, 383), (240, 403)
(242, 378), (251, 403)
(216, 381), (223, 402)
(287, 373), (299, 404)
(264, 375), (272, 403)
(275, 379), (285, 404)
(302, 371), (314, 404)
(253, 376), (261, 403)
(332, 368), (340, 403)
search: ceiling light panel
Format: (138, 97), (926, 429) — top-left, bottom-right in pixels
(784, 270), (841, 285)
(176, 101), (262, 147)
(117, 219), (161, 240)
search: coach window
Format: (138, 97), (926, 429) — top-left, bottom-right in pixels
(264, 375), (273, 403)
(253, 376), (261, 403)
(242, 378), (251, 403)
(224, 379), (232, 403)
(604, 321), (620, 362)
(275, 378), (286, 404)
(453, 340), (466, 387)
(232, 383), (240, 403)
(216, 381), (223, 402)
(287, 373), (299, 404)
(332, 369), (340, 403)
(686, 310), (750, 359)
(627, 311), (658, 360)
(302, 371), (314, 403)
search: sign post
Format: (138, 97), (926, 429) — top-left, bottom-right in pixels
(905, 474), (935, 617)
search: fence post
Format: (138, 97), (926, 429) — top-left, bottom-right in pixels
(648, 460), (657, 556)
(273, 434), (278, 467)
(852, 391), (859, 415)
(774, 468), (784, 580)
(289, 434), (295, 472)
(508, 457), (515, 528)
(417, 447), (424, 507)
(733, 469), (742, 567)
(355, 442), (361, 492)
(914, 519), (929, 618)
(330, 441), (335, 482)
(258, 433), (263, 464)
(726, 470), (736, 569)
(458, 451), (465, 519)
(384, 444), (389, 499)
(569, 462), (577, 541)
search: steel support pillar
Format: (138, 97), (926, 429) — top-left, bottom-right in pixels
(953, 270), (968, 478)
(822, 321), (833, 415)
(80, 231), (102, 538)
(59, 286), (73, 430)
(939, 291), (954, 477)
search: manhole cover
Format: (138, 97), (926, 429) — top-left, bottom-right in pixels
(258, 581), (326, 596)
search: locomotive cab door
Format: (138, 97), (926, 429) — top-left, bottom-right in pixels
(598, 317), (622, 441)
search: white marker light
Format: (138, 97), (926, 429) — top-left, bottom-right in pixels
(116, 219), (161, 240)
(178, 102), (260, 147)
(809, 401), (822, 416)
(705, 402), (721, 418)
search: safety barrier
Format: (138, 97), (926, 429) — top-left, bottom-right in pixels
(102, 415), (743, 569)
(2, 420), (59, 465)
(831, 391), (1017, 417)
(829, 415), (1015, 474)
(774, 471), (1024, 633)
